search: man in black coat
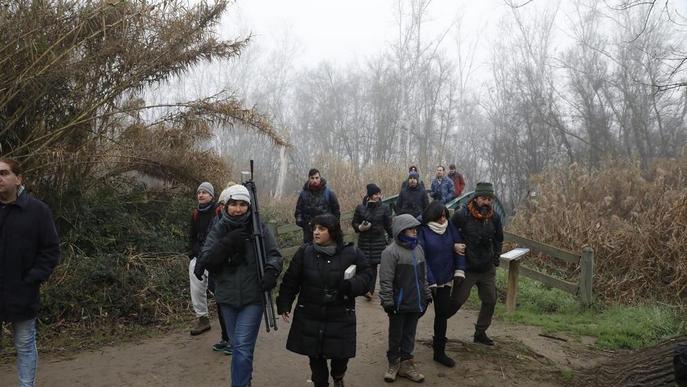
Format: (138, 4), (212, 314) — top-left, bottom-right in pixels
(294, 168), (341, 243)
(396, 172), (429, 218)
(450, 182), (503, 346)
(0, 159), (60, 386)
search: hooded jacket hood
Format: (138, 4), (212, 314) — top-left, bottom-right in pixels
(392, 214), (421, 241)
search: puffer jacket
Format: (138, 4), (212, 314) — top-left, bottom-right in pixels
(396, 182), (429, 218)
(379, 215), (432, 314)
(417, 221), (465, 286)
(351, 199), (392, 265)
(294, 178), (341, 227)
(276, 243), (372, 359)
(198, 208), (283, 307)
(430, 177), (456, 204)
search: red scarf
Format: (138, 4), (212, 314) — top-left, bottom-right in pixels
(468, 200), (493, 221)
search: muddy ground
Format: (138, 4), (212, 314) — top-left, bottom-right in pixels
(0, 294), (607, 386)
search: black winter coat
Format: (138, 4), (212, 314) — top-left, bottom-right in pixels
(276, 243), (372, 359)
(351, 200), (392, 265)
(396, 183), (429, 218)
(0, 190), (60, 322)
(188, 203), (217, 260)
(451, 206), (504, 273)
(294, 178), (341, 227)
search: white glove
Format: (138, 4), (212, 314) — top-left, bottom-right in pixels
(358, 221), (372, 232)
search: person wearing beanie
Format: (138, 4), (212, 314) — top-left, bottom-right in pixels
(379, 214), (432, 383)
(396, 171), (429, 218)
(430, 165), (456, 204)
(401, 166), (426, 191)
(196, 184), (283, 387)
(450, 181), (503, 346)
(294, 168), (341, 243)
(352, 182), (392, 300)
(188, 181), (217, 336)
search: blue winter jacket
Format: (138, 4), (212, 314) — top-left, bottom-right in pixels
(417, 222), (465, 286)
(430, 178), (455, 204)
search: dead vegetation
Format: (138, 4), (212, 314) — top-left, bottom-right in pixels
(508, 151), (687, 304)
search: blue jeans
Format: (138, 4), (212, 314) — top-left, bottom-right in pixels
(220, 303), (263, 387)
(12, 318), (37, 387)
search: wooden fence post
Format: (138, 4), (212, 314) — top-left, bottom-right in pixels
(579, 246), (594, 307)
(506, 259), (521, 313)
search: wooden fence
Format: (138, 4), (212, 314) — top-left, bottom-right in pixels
(271, 192), (594, 310)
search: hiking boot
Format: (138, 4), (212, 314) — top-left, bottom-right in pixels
(432, 336), (456, 367)
(364, 292), (373, 301)
(212, 340), (228, 352)
(474, 329), (494, 346)
(333, 376), (345, 387)
(398, 359), (424, 383)
(384, 359), (400, 382)
(190, 316), (211, 336)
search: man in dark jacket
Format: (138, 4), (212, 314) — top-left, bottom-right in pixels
(0, 159), (60, 387)
(188, 181), (217, 336)
(352, 184), (392, 299)
(396, 171), (429, 218)
(450, 182), (504, 346)
(295, 168), (341, 243)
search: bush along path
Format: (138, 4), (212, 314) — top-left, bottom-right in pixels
(0, 294), (610, 387)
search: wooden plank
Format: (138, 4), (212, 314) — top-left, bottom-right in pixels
(506, 260), (521, 313)
(579, 246), (594, 307)
(509, 264), (579, 295)
(500, 247), (529, 261)
(504, 232), (581, 264)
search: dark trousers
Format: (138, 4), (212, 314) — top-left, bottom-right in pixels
(309, 356), (349, 387)
(432, 287), (461, 339)
(369, 263), (378, 294)
(208, 276), (229, 342)
(387, 312), (421, 363)
(453, 267), (497, 331)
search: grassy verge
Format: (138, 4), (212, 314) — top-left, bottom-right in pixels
(466, 269), (686, 350)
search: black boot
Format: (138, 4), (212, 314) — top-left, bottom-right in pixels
(473, 329), (494, 346)
(432, 336), (456, 367)
(332, 376), (345, 387)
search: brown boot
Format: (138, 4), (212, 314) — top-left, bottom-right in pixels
(190, 315), (211, 336)
(398, 359), (424, 383)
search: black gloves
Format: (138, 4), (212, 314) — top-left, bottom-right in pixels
(194, 262), (205, 281)
(338, 280), (352, 297)
(261, 268), (279, 291)
(383, 304), (396, 315)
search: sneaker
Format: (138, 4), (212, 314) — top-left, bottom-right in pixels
(384, 360), (400, 382)
(222, 344), (233, 355)
(190, 316), (211, 336)
(398, 359), (424, 383)
(212, 340), (228, 352)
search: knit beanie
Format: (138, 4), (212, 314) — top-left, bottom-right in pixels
(408, 171), (419, 180)
(366, 183), (381, 197)
(224, 184), (251, 204)
(474, 182), (495, 198)
(197, 182), (214, 198)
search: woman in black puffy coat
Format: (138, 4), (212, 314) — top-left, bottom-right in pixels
(351, 183), (392, 299)
(277, 214), (373, 387)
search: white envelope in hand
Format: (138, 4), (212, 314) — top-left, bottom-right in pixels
(344, 265), (357, 280)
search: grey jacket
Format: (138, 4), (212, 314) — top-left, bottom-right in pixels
(198, 208), (283, 307)
(379, 214), (432, 313)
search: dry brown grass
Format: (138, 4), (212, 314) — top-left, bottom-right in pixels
(508, 151), (687, 304)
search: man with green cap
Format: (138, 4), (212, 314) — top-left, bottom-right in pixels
(449, 182), (503, 345)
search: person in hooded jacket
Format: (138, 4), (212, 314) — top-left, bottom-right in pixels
(295, 168), (341, 243)
(277, 214), (373, 387)
(417, 200), (466, 368)
(195, 184), (283, 387)
(395, 171), (429, 219)
(379, 214), (432, 383)
(351, 183), (392, 300)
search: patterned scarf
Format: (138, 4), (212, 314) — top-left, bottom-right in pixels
(468, 200), (494, 221)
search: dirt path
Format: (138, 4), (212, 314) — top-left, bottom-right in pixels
(0, 296), (606, 386)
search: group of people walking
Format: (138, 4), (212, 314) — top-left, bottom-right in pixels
(186, 164), (502, 387)
(0, 156), (500, 387)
